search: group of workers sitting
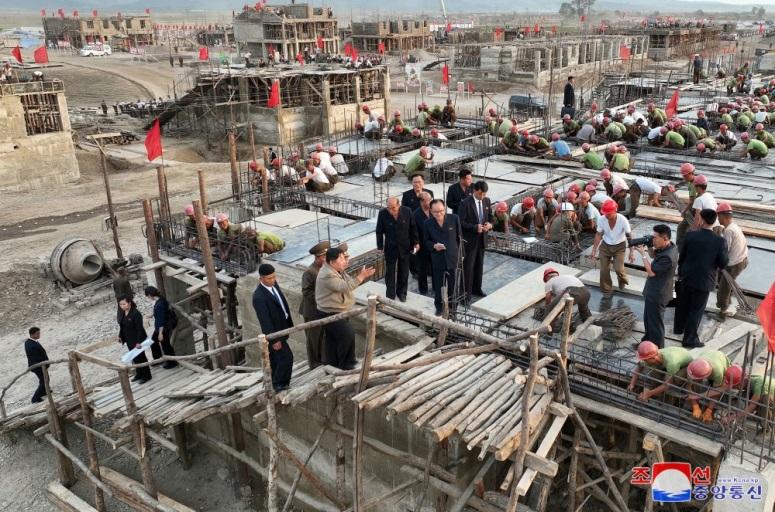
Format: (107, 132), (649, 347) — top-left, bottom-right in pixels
(355, 100), (457, 141)
(246, 142), (351, 194)
(630, 341), (772, 425)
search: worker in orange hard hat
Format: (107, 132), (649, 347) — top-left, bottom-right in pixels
(388, 110), (405, 132)
(509, 196), (536, 233)
(491, 201), (510, 233)
(720, 365), (775, 425)
(675, 162), (697, 249)
(686, 350), (731, 423)
(628, 341), (693, 401)
(589, 199), (633, 295)
(542, 266), (591, 321)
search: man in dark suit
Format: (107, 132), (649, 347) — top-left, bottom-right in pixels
(563, 76), (576, 112)
(412, 191), (434, 295)
(674, 209), (729, 348)
(299, 241), (329, 368)
(377, 196), (419, 301)
(459, 181), (494, 299)
(252, 264), (294, 390)
(24, 327), (48, 403)
(445, 168), (473, 214)
(424, 199), (462, 315)
(401, 173), (434, 212)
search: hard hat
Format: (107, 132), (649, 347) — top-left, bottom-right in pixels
(564, 191), (577, 202)
(665, 122), (674, 130)
(315, 142), (324, 151)
(680, 162), (695, 176)
(601, 199), (618, 215)
(328, 146), (337, 153)
(687, 358), (713, 381)
(522, 196), (535, 208)
(215, 213), (229, 223)
(600, 169), (612, 180)
(563, 114), (571, 121)
(184, 204), (194, 216)
(569, 183), (581, 195)
(603, 117), (610, 125)
(430, 129), (439, 137)
(717, 202), (733, 214)
(613, 184), (628, 195)
(543, 188), (554, 198)
(720, 107), (728, 114)
(723, 364), (744, 387)
(660, 127), (668, 134)
(418, 103), (424, 111)
(551, 132), (560, 141)
(741, 132), (750, 141)
(411, 128), (421, 136)
(495, 201), (508, 214)
(485, 115), (492, 123)
(756, 123), (765, 131)
(579, 191), (590, 201)
(249, 161), (258, 171)
(522, 130), (530, 137)
(362, 105), (370, 112)
(693, 174), (708, 186)
(529, 135), (539, 143)
(560, 201), (574, 212)
(394, 110), (401, 117)
(698, 110), (705, 117)
(421, 102), (428, 109)
(395, 125), (404, 133)
(587, 179), (598, 188)
(582, 143), (591, 152)
(543, 268), (559, 282)
(311, 152), (321, 161)
(591, 102), (598, 110)
(636, 341), (659, 361)
(585, 183), (596, 193)
(419, 145), (429, 156)
(617, 145), (627, 153)
(510, 125), (518, 134)
(488, 107), (497, 115)
(271, 157), (282, 167)
(696, 143), (706, 152)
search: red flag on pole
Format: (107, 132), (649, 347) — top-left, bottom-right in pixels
(351, 46), (359, 61)
(144, 119), (163, 162)
(11, 46), (22, 64)
(145, 8), (151, 14)
(533, 23), (540, 33)
(199, 47), (209, 61)
(378, 41), (385, 54)
(446, 22), (452, 33)
(442, 64), (449, 85)
(40, 9), (45, 16)
(665, 90), (679, 119)
(758, 282), (775, 352)
(296, 51), (304, 65)
(344, 43), (352, 57)
(467, 82), (474, 94)
(73, 10), (79, 17)
(316, 36), (324, 49)
(619, 46), (631, 60)
(92, 9), (98, 16)
(580, 15), (586, 22)
(33, 46), (49, 64)
(267, 80), (280, 108)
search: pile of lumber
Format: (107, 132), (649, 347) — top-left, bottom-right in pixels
(342, 353), (554, 461)
(0, 393), (82, 434)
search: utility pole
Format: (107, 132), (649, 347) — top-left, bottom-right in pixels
(90, 135), (123, 260)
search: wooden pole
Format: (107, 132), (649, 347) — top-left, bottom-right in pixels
(228, 131), (240, 198)
(249, 123), (258, 164)
(118, 368), (158, 498)
(156, 166), (171, 241)
(260, 334), (279, 512)
(353, 296), (378, 511)
(44, 434), (113, 498)
(229, 412), (253, 504)
(197, 169), (208, 213)
(567, 430), (581, 512)
(67, 353), (106, 511)
(335, 395), (346, 503)
(261, 147), (271, 212)
(97, 141), (123, 259)
(559, 296), (575, 366)
(172, 425), (192, 469)
(42, 364), (76, 487)
(192, 200), (231, 367)
(142, 199), (166, 296)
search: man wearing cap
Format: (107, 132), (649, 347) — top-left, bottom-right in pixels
(446, 169), (473, 214)
(562, 115), (580, 137)
(755, 123), (775, 148)
(315, 246), (376, 369)
(413, 192), (434, 295)
(498, 117), (515, 138)
(695, 110), (709, 132)
(401, 174), (434, 212)
(491, 201), (510, 233)
(299, 241), (329, 368)
(388, 110), (405, 132)
(675, 162), (697, 248)
(403, 147), (434, 180)
(692, 54), (702, 84)
(459, 181), (493, 300)
(252, 264), (294, 391)
(720, 365), (775, 425)
(675, 209), (729, 348)
(372, 150), (396, 182)
(543, 268), (591, 321)
(741, 132), (769, 160)
(716, 203), (748, 317)
(510, 197), (536, 233)
(590, 199), (633, 294)
(686, 350), (731, 422)
(690, 175), (718, 230)
(695, 139), (716, 154)
(647, 103), (667, 128)
(575, 192), (600, 233)
(632, 224), (677, 347)
(628, 341), (692, 402)
(580, 144), (604, 170)
(377, 197), (419, 302)
(416, 105), (433, 129)
(328, 147), (349, 175)
(216, 213), (244, 260)
(501, 125), (522, 153)
(424, 199), (463, 315)
(535, 188), (558, 234)
(576, 120), (597, 143)
(546, 202), (580, 248)
(633, 176), (665, 207)
(441, 98), (456, 127)
(183, 204), (199, 249)
(313, 153), (339, 183)
(549, 133), (573, 160)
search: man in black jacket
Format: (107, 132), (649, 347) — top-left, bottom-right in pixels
(633, 224), (678, 348)
(459, 181), (493, 299)
(376, 197), (419, 301)
(674, 209), (729, 348)
(24, 327), (48, 403)
(445, 169), (473, 214)
(401, 174), (434, 212)
(412, 192), (434, 295)
(252, 264), (294, 390)
(424, 199), (462, 315)
(563, 76), (576, 113)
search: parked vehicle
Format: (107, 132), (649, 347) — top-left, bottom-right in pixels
(79, 44), (112, 57)
(508, 94), (547, 118)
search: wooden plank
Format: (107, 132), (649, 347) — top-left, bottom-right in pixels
(572, 395), (723, 457)
(158, 255), (235, 284)
(99, 466), (196, 512)
(674, 191), (775, 216)
(636, 206), (775, 240)
(46, 481), (99, 512)
(140, 261), (167, 272)
(515, 414), (568, 496)
(471, 262), (582, 321)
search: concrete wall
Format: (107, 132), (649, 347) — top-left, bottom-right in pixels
(0, 95), (79, 192)
(234, 19), (264, 43)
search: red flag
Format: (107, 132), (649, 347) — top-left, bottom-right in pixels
(73, 10), (79, 17)
(446, 22), (452, 33)
(267, 80), (280, 108)
(619, 46), (631, 60)
(296, 52), (304, 65)
(351, 46), (359, 61)
(760, 23), (765, 36)
(758, 282), (775, 352)
(442, 64), (449, 85)
(580, 15), (586, 22)
(145, 8), (151, 14)
(316, 36), (324, 49)
(467, 82), (474, 94)
(665, 90), (679, 119)
(11, 46), (22, 64)
(144, 119), (163, 162)
(40, 9), (45, 16)
(533, 23), (540, 33)
(198, 47), (209, 61)
(33, 46), (49, 64)
(551, 25), (557, 34)
(344, 43), (352, 57)
(92, 9), (98, 16)
(378, 41), (385, 54)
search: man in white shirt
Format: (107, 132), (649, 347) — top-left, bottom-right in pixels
(690, 174), (719, 229)
(647, 126), (664, 145)
(328, 146), (350, 175)
(509, 197), (536, 233)
(314, 143), (332, 167)
(372, 152), (395, 182)
(576, 191), (601, 232)
(543, 268), (592, 320)
(302, 159), (332, 192)
(313, 153), (339, 184)
(576, 121), (597, 143)
(590, 199), (633, 294)
(633, 176), (664, 206)
(716, 203), (748, 316)
(270, 157), (299, 184)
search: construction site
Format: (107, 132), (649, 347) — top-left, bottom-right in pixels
(2, 6), (775, 512)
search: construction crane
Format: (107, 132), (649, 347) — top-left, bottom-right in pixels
(439, 0), (449, 31)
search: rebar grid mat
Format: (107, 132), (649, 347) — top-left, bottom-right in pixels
(485, 231), (581, 266)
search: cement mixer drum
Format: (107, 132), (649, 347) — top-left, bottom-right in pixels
(50, 238), (105, 285)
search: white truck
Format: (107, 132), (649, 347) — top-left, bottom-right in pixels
(79, 44), (112, 57)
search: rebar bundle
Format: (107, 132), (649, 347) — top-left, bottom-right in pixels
(593, 305), (636, 342)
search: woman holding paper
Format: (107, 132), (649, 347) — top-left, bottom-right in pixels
(118, 296), (152, 383)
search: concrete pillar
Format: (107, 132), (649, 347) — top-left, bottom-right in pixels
(580, 43), (586, 64)
(535, 49), (542, 73)
(354, 75), (361, 112)
(238, 77), (249, 124)
(382, 68), (390, 120)
(322, 79), (331, 137)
